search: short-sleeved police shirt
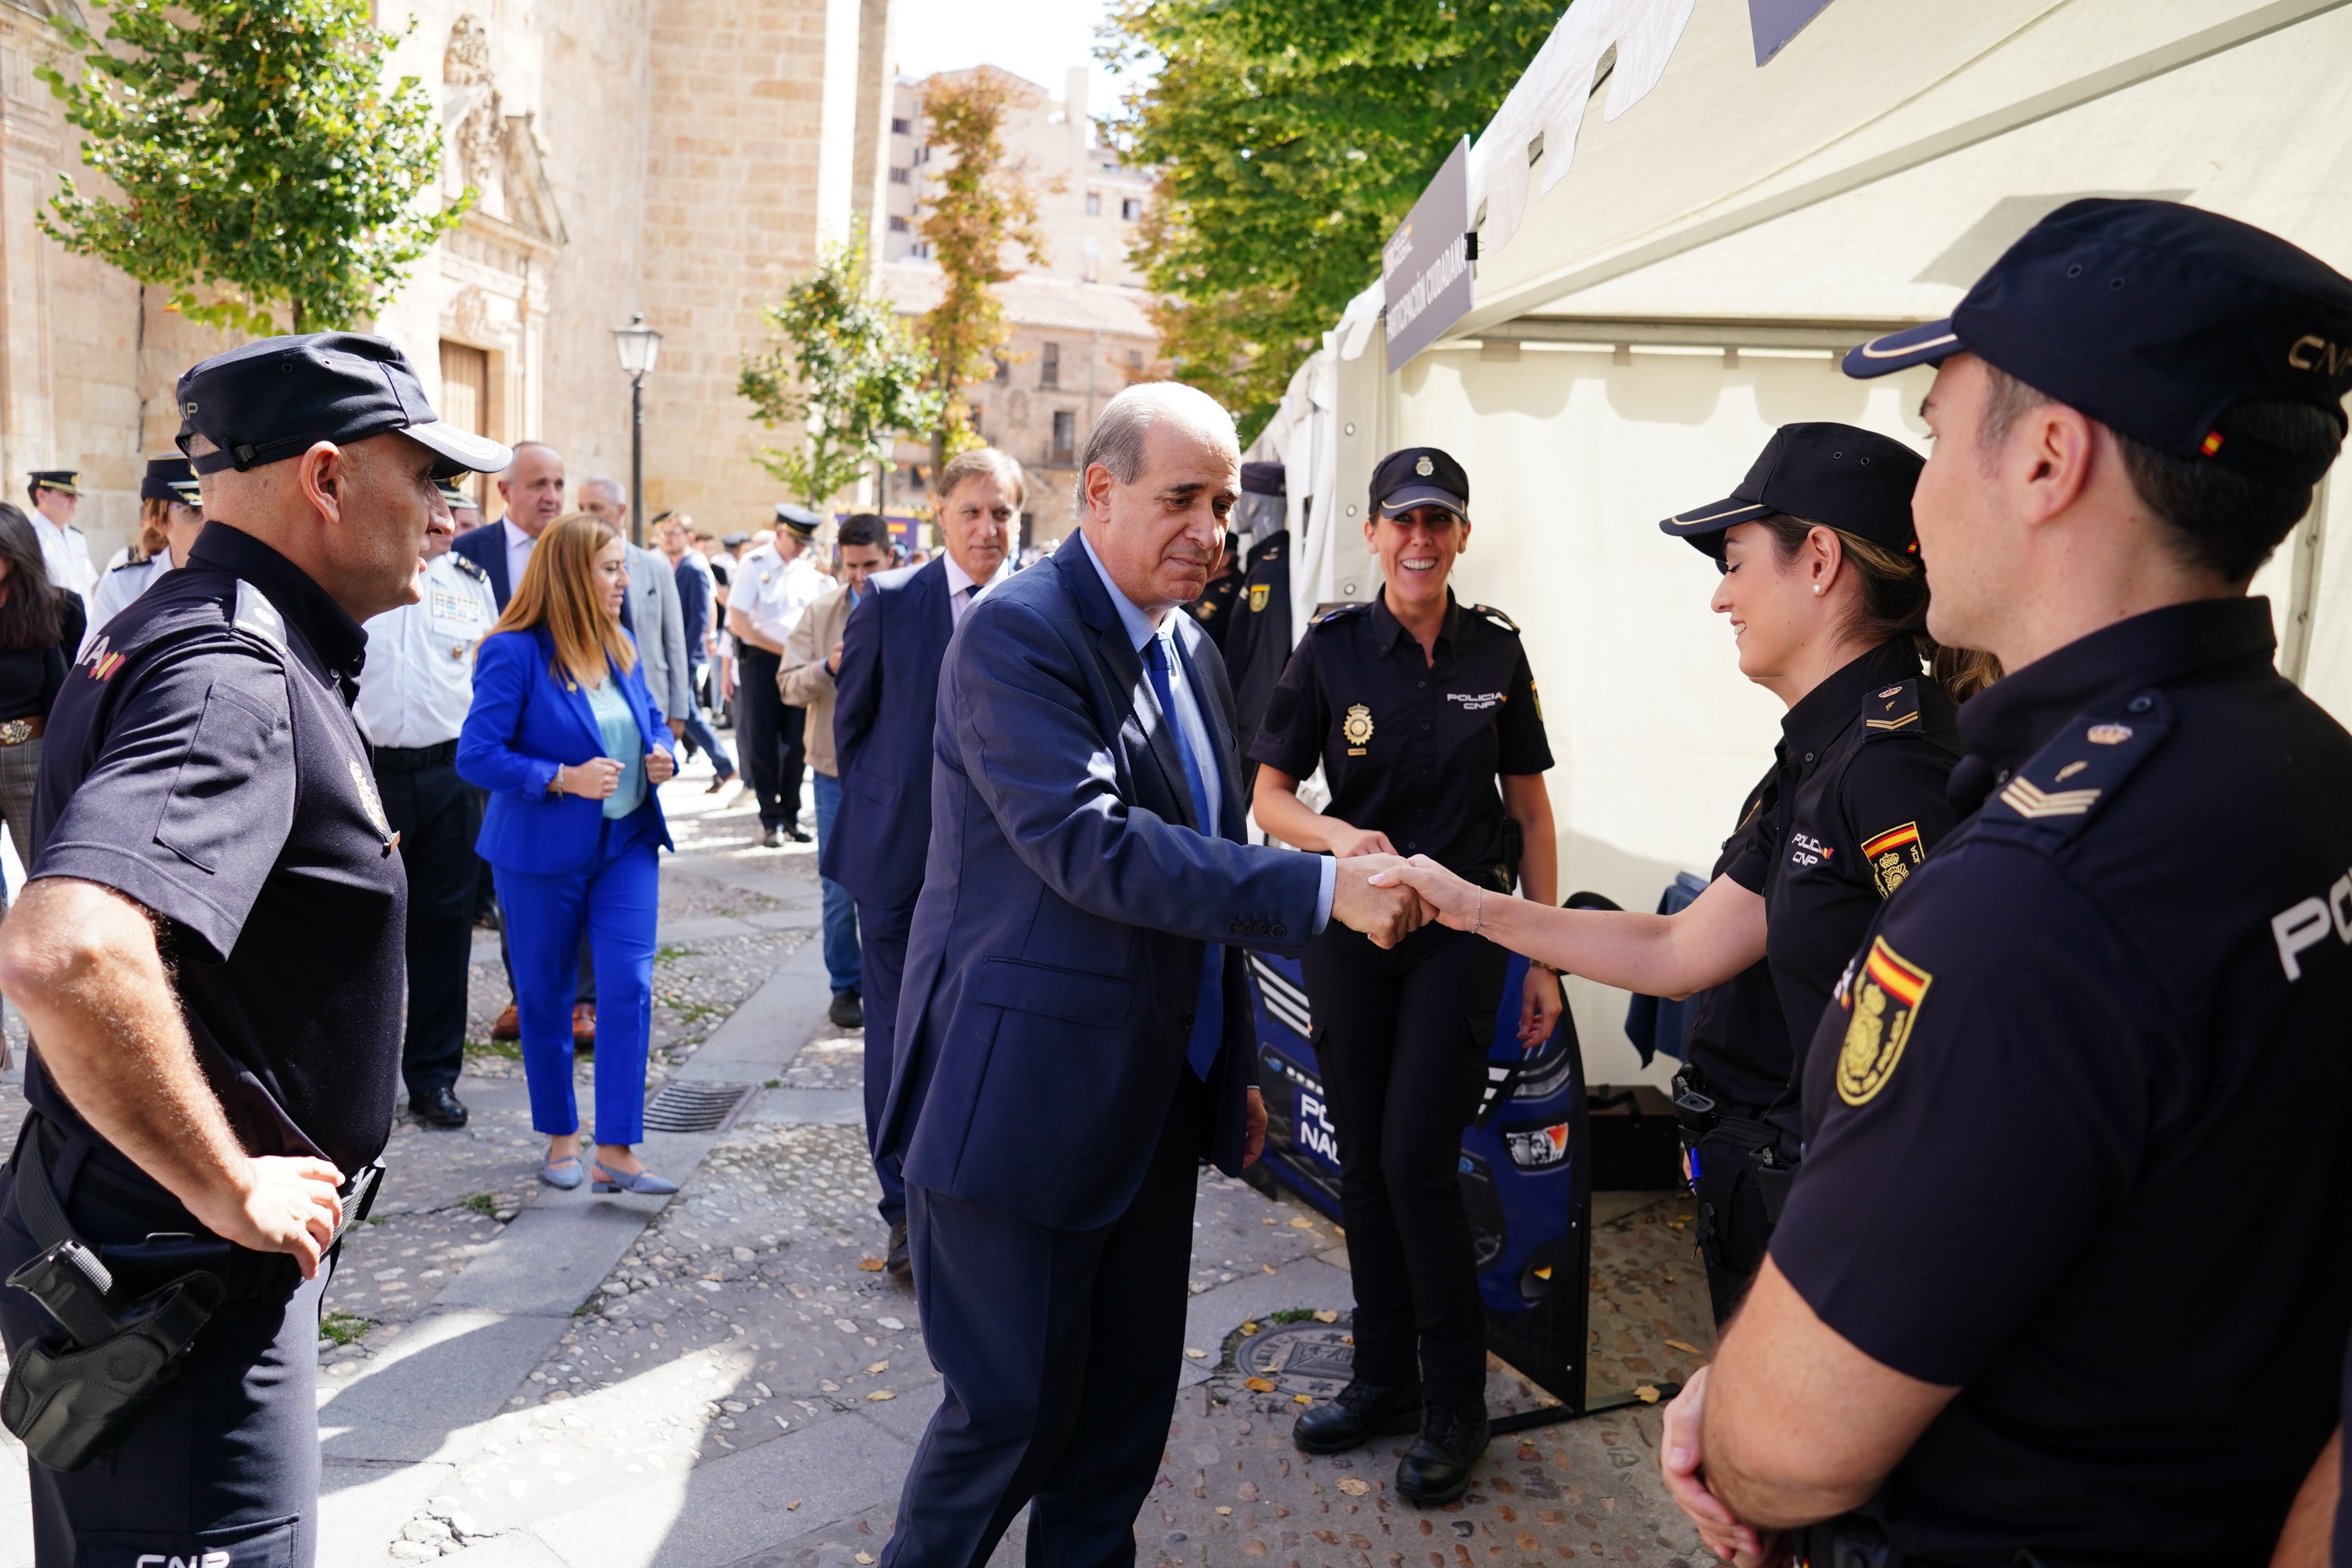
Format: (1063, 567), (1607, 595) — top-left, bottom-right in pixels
(1773, 598), (2352, 1563)
(1726, 639), (1961, 1062)
(27, 523), (408, 1182)
(1679, 771), (1792, 1116)
(1249, 590), (1552, 880)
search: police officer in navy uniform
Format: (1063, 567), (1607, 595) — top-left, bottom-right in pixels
(356, 480), (501, 1131)
(1378, 425), (1978, 1325)
(1221, 459), (1294, 798)
(0, 332), (509, 1566)
(1650, 199), (2352, 1568)
(1250, 446), (1558, 1505)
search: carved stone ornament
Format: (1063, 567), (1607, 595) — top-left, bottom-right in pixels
(444, 16), (503, 193)
(447, 285), (494, 346)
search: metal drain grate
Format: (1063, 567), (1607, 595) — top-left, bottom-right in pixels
(641, 1081), (755, 1134)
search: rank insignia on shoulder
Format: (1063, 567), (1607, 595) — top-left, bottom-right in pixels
(1985, 693), (2171, 837)
(1476, 605), (1519, 633)
(1837, 935), (1932, 1106)
(1860, 821), (1925, 897)
(1863, 679), (1921, 731)
(451, 554), (489, 583)
(1312, 603), (1367, 628)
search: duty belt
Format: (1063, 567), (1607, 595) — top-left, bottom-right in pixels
(370, 739), (458, 771)
(0, 1113), (383, 1470)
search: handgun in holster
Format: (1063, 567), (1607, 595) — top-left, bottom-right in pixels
(0, 1114), (383, 1471)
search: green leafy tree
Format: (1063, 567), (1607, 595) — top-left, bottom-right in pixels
(35, 0), (465, 336)
(739, 241), (944, 508)
(1102, 0), (1559, 434)
(916, 70), (1045, 461)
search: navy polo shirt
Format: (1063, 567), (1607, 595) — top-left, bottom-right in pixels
(1249, 590), (1552, 880)
(27, 522), (408, 1180)
(1678, 772), (1792, 1116)
(1726, 640), (1962, 1071)
(1773, 597), (2352, 1564)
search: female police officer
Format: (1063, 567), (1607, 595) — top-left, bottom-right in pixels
(1375, 423), (1989, 1320)
(1249, 445), (1557, 1506)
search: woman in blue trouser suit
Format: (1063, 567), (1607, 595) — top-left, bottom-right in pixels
(459, 513), (681, 1193)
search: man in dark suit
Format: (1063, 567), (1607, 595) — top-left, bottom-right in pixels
(873, 384), (1420, 1567)
(825, 448), (1018, 1275)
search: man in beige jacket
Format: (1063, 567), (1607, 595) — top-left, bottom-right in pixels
(782, 513), (893, 1030)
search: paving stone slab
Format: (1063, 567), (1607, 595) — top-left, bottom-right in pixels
(435, 1196), (693, 1317)
(525, 1406), (912, 1568)
(318, 1457), (458, 1563)
(430, 1530), (576, 1567)
(744, 1088), (864, 1127)
(679, 944), (833, 1083)
(1178, 1254), (1358, 1388)
(321, 1312), (572, 1461)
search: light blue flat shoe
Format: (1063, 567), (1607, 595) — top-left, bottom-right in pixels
(539, 1155), (585, 1190)
(592, 1161), (679, 1196)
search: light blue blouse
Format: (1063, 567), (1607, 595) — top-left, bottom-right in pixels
(585, 677), (647, 819)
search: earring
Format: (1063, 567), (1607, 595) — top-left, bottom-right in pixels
(1812, 584), (1824, 595)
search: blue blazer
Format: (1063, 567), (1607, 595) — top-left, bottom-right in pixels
(820, 555), (952, 910)
(877, 534), (1325, 1232)
(449, 522), (513, 608)
(458, 626), (676, 876)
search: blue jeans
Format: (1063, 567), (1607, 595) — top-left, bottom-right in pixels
(813, 771), (862, 996)
(495, 822), (661, 1145)
(677, 669), (735, 779)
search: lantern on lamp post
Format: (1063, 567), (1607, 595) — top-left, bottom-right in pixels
(610, 314), (663, 546)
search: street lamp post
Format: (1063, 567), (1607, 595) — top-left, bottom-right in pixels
(610, 314), (664, 546)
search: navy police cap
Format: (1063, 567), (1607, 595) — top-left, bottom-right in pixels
(1844, 199), (2352, 486)
(774, 503), (822, 539)
(1371, 447), (1468, 518)
(1241, 460), (1286, 498)
(176, 332), (514, 479)
(1661, 423), (1923, 560)
(139, 455), (199, 504)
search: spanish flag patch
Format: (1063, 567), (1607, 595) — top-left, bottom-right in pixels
(1859, 821), (1926, 898)
(1836, 936), (1933, 1106)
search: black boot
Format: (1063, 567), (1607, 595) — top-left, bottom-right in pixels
(1396, 1403), (1490, 1505)
(1290, 1378), (1421, 1455)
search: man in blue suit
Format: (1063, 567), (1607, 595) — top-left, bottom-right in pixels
(824, 447), (1018, 1275)
(450, 439), (564, 608)
(875, 383), (1420, 1567)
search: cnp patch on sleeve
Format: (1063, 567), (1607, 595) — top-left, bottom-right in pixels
(1860, 821), (1925, 898)
(1837, 936), (1933, 1105)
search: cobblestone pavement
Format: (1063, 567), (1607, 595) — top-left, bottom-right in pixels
(0, 752), (1721, 1568)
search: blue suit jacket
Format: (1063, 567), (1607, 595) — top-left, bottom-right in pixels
(449, 522), (512, 608)
(457, 626), (675, 875)
(877, 534), (1325, 1232)
(820, 555), (952, 910)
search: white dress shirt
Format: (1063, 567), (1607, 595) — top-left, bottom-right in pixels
(501, 517), (536, 596)
(355, 551), (500, 749)
(79, 550), (175, 658)
(942, 550), (993, 627)
(1076, 530), (1334, 928)
(33, 514), (95, 604)
(733, 542), (829, 647)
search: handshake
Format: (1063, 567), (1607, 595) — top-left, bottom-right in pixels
(1327, 853), (1486, 949)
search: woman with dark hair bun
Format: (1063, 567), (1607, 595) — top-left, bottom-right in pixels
(0, 503), (82, 873)
(1375, 423), (1992, 1323)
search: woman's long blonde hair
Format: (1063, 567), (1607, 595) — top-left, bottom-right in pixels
(490, 512), (636, 685)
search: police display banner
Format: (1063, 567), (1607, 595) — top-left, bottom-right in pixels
(1382, 137), (1473, 369)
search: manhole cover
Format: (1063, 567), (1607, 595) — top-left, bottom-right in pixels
(641, 1081), (754, 1134)
(1234, 1318), (1356, 1397)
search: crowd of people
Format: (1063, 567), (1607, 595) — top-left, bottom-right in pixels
(0, 195), (2339, 1568)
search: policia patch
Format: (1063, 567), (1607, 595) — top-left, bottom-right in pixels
(1837, 936), (1933, 1105)
(1860, 821), (1926, 898)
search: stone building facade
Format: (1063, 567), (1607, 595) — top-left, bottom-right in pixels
(0, 0), (895, 563)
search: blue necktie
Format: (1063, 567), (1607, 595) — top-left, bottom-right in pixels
(1145, 636), (1226, 1080)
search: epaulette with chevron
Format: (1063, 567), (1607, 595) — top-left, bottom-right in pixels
(1474, 604), (1519, 633)
(1862, 678), (1922, 735)
(1980, 691), (2172, 842)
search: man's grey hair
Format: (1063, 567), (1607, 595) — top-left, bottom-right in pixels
(1073, 382), (1238, 514)
(579, 474), (626, 506)
(503, 439), (559, 473)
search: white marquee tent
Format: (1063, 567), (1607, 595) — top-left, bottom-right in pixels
(1247, 0), (2352, 1083)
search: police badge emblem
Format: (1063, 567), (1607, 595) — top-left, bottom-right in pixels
(1836, 936), (1932, 1105)
(1341, 703), (1374, 756)
(1248, 583), (1270, 613)
(1858, 821), (1924, 898)
(1414, 456), (1433, 477)
(348, 757), (397, 851)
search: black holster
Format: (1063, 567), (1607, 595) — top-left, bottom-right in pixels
(1, 1265), (223, 1472)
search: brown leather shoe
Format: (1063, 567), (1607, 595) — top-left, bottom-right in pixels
(492, 1004), (521, 1041)
(572, 1004), (597, 1051)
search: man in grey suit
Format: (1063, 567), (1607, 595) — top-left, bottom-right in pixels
(578, 477), (691, 739)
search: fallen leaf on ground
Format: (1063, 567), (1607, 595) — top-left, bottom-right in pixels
(1216, 1506), (1233, 1515)
(787, 1501), (801, 1510)
(1664, 1338), (1701, 1355)
(857, 1257), (886, 1272)
(866, 1390), (896, 1402)
(1262, 1264), (1278, 1274)
(1260, 1218), (1276, 1225)
(1635, 1385), (1661, 1403)
(1243, 1377), (1276, 1392)
(1292, 1393), (1312, 1404)
(856, 1555), (874, 1565)
(1312, 1309), (1339, 1323)
(1184, 1348), (1207, 1359)
(866, 1361), (890, 1374)
(1240, 1321), (1260, 1336)
(1336, 1477), (1370, 1496)
(1287, 1217), (1314, 1229)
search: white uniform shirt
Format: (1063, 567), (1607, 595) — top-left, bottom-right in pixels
(732, 542), (827, 647)
(33, 514), (96, 604)
(80, 551), (175, 658)
(355, 550), (499, 749)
